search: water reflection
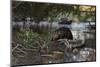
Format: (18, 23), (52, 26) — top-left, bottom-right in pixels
(13, 21), (96, 40)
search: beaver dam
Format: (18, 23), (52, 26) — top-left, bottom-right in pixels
(12, 21), (96, 66)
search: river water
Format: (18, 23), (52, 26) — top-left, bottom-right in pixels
(12, 21), (96, 43)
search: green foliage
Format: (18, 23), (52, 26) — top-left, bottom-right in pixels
(13, 29), (52, 49)
(12, 1), (96, 22)
(14, 31), (42, 48)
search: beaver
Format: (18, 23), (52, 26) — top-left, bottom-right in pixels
(51, 27), (73, 41)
